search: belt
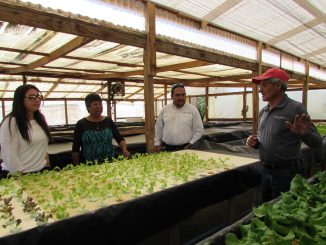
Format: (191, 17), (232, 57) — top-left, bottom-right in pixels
(162, 142), (189, 151)
(261, 159), (298, 170)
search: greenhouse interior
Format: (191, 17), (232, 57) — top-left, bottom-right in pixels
(0, 0), (325, 244)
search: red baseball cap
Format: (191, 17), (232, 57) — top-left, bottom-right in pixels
(252, 68), (289, 84)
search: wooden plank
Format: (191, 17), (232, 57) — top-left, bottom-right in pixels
(252, 42), (262, 134)
(205, 86), (209, 122)
(302, 61), (309, 108)
(124, 87), (144, 100)
(120, 128), (145, 136)
(43, 78), (62, 99)
(156, 39), (257, 71)
(0, 47), (143, 68)
(143, 1), (156, 153)
(242, 86), (247, 122)
(0, 1), (146, 48)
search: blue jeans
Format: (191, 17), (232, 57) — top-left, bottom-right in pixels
(261, 165), (298, 202)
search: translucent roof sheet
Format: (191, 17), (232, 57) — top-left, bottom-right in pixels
(0, 0), (325, 100)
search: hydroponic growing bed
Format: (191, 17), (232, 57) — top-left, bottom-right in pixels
(0, 150), (258, 244)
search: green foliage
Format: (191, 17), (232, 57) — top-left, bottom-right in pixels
(0, 152), (230, 236)
(316, 125), (326, 135)
(225, 171), (326, 245)
(197, 97), (206, 120)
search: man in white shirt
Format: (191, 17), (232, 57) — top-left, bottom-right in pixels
(155, 83), (204, 152)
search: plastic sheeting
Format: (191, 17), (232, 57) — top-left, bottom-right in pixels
(0, 157), (261, 245)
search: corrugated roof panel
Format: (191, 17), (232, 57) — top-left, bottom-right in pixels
(125, 86), (143, 94)
(158, 71), (208, 79)
(0, 23), (34, 47)
(67, 40), (119, 57)
(287, 28), (325, 53)
(213, 1), (312, 39)
(0, 64), (18, 69)
(75, 84), (102, 93)
(43, 58), (81, 67)
(28, 83), (54, 92)
(108, 67), (142, 73)
(64, 61), (119, 71)
(0, 51), (41, 64)
(156, 53), (195, 66)
(309, 0), (326, 14)
(33, 32), (77, 53)
(98, 46), (144, 64)
(153, 0), (224, 19)
(275, 41), (306, 56)
(1, 92), (14, 99)
(20, 0), (145, 31)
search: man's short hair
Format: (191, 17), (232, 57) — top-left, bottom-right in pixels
(268, 77), (288, 91)
(171, 83), (185, 97)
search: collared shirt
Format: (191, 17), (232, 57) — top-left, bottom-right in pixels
(155, 103), (204, 146)
(258, 94), (321, 164)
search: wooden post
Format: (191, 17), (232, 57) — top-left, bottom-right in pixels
(242, 86), (247, 123)
(143, 2), (156, 153)
(252, 42), (262, 134)
(205, 86), (209, 122)
(302, 61), (309, 108)
(164, 84), (167, 105)
(64, 99), (68, 125)
(22, 75), (27, 84)
(107, 81), (112, 118)
(113, 101), (117, 122)
(1, 100), (5, 119)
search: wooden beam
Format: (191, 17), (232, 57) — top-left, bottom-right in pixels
(0, 1), (146, 48)
(157, 60), (211, 73)
(5, 36), (92, 74)
(43, 78), (63, 99)
(79, 60), (211, 80)
(302, 61), (309, 108)
(203, 0), (242, 21)
(124, 87), (144, 100)
(205, 86), (209, 122)
(252, 42), (262, 134)
(268, 18), (322, 45)
(143, 1), (156, 153)
(156, 39), (257, 71)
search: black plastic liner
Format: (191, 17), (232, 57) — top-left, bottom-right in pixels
(0, 161), (261, 245)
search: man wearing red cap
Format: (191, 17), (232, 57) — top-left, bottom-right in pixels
(246, 68), (321, 202)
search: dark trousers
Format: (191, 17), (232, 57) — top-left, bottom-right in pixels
(161, 142), (189, 152)
(261, 160), (302, 202)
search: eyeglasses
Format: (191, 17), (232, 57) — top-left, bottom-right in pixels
(24, 94), (44, 101)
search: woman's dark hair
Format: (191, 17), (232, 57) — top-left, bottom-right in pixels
(171, 83), (185, 97)
(85, 93), (102, 109)
(4, 84), (51, 142)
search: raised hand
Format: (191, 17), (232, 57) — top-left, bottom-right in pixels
(246, 135), (258, 148)
(285, 114), (311, 135)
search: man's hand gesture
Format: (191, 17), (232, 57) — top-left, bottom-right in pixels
(286, 114), (311, 135)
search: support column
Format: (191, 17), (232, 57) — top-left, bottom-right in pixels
(242, 86), (247, 123)
(302, 61), (309, 109)
(252, 42), (262, 134)
(143, 2), (156, 153)
(205, 86), (209, 122)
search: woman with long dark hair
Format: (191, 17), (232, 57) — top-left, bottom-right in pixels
(0, 84), (51, 176)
